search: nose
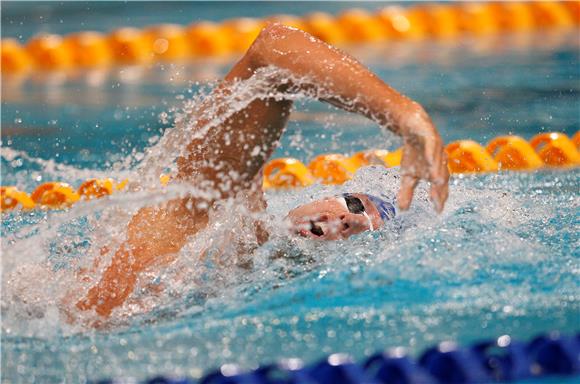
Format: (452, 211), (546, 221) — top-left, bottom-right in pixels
(310, 215), (350, 239)
(339, 213), (368, 236)
(339, 214), (350, 232)
(317, 214), (329, 223)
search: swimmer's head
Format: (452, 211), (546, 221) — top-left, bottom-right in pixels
(285, 193), (396, 240)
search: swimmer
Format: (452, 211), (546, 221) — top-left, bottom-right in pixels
(75, 24), (449, 318)
(286, 193), (397, 240)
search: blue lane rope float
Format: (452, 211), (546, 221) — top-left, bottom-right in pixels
(97, 331), (580, 384)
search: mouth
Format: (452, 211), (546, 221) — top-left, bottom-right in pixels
(309, 220), (324, 237)
(296, 220), (325, 238)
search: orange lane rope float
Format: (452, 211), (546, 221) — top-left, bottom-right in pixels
(2, 2), (578, 75)
(107, 27), (152, 65)
(263, 158), (315, 189)
(446, 140), (499, 173)
(486, 136), (544, 171)
(29, 182), (80, 209)
(64, 31), (112, 68)
(529, 132), (580, 167)
(1, 187), (35, 210)
(77, 178), (116, 200)
(2, 132), (578, 212)
(144, 24), (190, 62)
(573, 131), (580, 149)
(307, 154), (359, 185)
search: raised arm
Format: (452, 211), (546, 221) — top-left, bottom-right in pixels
(76, 24), (448, 318)
(177, 23), (448, 209)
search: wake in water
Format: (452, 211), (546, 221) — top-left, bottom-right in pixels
(2, 22), (579, 384)
(1, 70), (563, 336)
(0, 24), (491, 338)
(0, 62), (428, 334)
(2, 152), (566, 338)
(0, 49), (557, 334)
(0, 63), (389, 333)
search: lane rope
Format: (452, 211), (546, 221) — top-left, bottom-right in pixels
(95, 331), (580, 384)
(2, 131), (579, 212)
(2, 2), (579, 74)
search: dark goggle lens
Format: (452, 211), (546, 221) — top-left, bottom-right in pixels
(343, 194), (365, 214)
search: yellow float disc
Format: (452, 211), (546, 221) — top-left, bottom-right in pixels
(1, 38), (32, 74)
(31, 182), (80, 209)
(456, 3), (499, 36)
(187, 22), (231, 57)
(573, 131), (580, 150)
(78, 178), (115, 200)
(486, 135), (544, 171)
(308, 154), (359, 184)
(108, 27), (151, 65)
(303, 12), (345, 45)
(491, 2), (535, 32)
(529, 1), (574, 29)
(414, 4), (460, 40)
(144, 24), (189, 61)
(376, 6), (426, 40)
(1, 186), (35, 211)
(446, 140), (499, 173)
(335, 8), (386, 43)
(530, 132), (580, 167)
(263, 158), (314, 189)
(220, 18), (264, 53)
(26, 34), (72, 70)
(64, 31), (112, 67)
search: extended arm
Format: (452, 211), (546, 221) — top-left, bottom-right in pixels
(177, 23), (448, 208)
(77, 24), (448, 318)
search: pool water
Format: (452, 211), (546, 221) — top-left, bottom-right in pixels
(2, 3), (580, 384)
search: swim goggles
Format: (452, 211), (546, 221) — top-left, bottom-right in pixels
(336, 193), (397, 231)
(336, 193), (376, 231)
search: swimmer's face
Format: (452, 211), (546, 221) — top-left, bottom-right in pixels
(285, 193), (384, 240)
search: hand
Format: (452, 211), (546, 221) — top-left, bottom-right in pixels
(397, 120), (449, 213)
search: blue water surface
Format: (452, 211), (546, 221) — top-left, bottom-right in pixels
(1, 2), (579, 384)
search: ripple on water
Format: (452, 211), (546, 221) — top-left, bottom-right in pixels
(1, 166), (579, 382)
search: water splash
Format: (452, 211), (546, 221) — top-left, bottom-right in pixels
(1, 66), (578, 382)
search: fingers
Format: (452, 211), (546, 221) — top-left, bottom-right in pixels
(399, 128), (449, 212)
(423, 131), (439, 168)
(429, 151), (450, 213)
(422, 132), (448, 213)
(430, 177), (449, 213)
(397, 174), (419, 211)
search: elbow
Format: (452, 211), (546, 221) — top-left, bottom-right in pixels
(248, 23), (301, 67)
(257, 22), (299, 43)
